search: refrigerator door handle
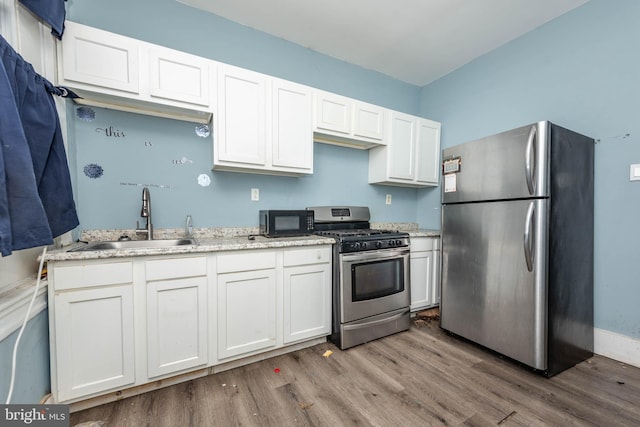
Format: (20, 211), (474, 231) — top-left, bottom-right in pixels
(525, 125), (537, 195)
(524, 202), (535, 272)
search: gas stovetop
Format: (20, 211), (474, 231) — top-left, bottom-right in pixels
(315, 228), (409, 253)
(307, 206), (410, 253)
(315, 228), (400, 238)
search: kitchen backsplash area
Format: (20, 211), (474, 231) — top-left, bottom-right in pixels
(71, 106), (424, 232)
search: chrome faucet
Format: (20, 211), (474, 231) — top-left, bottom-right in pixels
(136, 187), (153, 240)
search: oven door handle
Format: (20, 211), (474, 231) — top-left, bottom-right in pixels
(341, 249), (409, 262)
(343, 309), (408, 331)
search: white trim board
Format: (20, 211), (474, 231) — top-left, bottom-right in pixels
(0, 277), (48, 342)
(594, 328), (640, 369)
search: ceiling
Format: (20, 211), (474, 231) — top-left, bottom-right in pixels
(178, 0), (588, 86)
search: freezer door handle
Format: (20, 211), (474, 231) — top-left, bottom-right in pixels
(524, 202), (535, 272)
(525, 125), (537, 195)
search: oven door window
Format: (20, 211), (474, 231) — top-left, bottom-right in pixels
(351, 258), (404, 301)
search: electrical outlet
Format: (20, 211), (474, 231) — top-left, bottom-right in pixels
(251, 188), (260, 201)
(385, 194), (392, 205)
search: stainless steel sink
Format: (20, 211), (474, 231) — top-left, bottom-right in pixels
(69, 238), (197, 252)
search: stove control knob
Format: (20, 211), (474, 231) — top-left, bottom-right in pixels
(396, 239), (402, 246)
(353, 243), (360, 250)
(376, 241), (383, 248)
(362, 242), (368, 250)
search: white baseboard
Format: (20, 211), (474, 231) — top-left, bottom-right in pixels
(594, 328), (640, 368)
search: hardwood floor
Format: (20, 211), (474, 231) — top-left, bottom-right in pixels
(70, 318), (640, 426)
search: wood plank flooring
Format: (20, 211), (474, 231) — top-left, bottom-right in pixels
(70, 318), (640, 426)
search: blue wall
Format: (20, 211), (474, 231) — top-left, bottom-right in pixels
(73, 108), (419, 229)
(65, 0), (423, 230)
(418, 0), (640, 339)
(0, 311), (50, 403)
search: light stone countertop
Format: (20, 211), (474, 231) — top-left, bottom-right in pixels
(371, 222), (440, 238)
(44, 233), (336, 262)
(407, 229), (440, 238)
(43, 224), (439, 262)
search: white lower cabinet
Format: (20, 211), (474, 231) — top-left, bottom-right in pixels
(145, 257), (208, 378)
(52, 273), (135, 402)
(283, 247), (332, 344)
(48, 244), (332, 404)
(410, 236), (441, 312)
(216, 267), (278, 359)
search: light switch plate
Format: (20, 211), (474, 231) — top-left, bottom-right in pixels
(251, 188), (259, 201)
(630, 164), (640, 181)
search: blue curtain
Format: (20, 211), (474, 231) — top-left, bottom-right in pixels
(18, 0), (66, 39)
(0, 35), (78, 256)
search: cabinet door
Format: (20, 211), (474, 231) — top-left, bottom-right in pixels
(146, 277), (208, 378)
(217, 65), (267, 165)
(272, 79), (313, 171)
(410, 250), (434, 311)
(217, 269), (277, 359)
(283, 263), (331, 344)
(60, 21), (139, 94)
(416, 119), (441, 185)
(315, 92), (351, 135)
(54, 286), (135, 401)
(148, 47), (211, 107)
(388, 112), (417, 180)
(353, 101), (385, 141)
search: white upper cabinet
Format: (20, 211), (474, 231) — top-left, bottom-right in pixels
(388, 112), (417, 180)
(368, 112), (441, 187)
(56, 22), (443, 182)
(60, 21), (139, 94)
(415, 119), (441, 185)
(148, 47), (211, 107)
(315, 92), (351, 135)
(57, 21), (214, 122)
(313, 91), (386, 149)
(271, 78), (313, 171)
(354, 101), (386, 141)
(213, 65), (313, 176)
(215, 64), (268, 167)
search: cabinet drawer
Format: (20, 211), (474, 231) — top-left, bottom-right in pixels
(217, 250), (276, 273)
(410, 237), (436, 252)
(53, 261), (133, 291)
(283, 246), (331, 267)
(145, 257), (207, 281)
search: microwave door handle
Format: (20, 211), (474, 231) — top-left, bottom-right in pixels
(525, 125), (537, 195)
(523, 202), (535, 272)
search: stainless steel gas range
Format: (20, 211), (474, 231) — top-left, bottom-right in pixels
(307, 206), (411, 349)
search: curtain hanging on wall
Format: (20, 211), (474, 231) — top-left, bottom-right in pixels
(0, 35), (78, 257)
(18, 0), (66, 39)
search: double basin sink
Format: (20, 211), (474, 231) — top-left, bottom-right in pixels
(69, 238), (197, 252)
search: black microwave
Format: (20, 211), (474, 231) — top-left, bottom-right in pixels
(259, 210), (314, 237)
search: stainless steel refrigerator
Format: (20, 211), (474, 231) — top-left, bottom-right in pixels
(440, 121), (594, 376)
